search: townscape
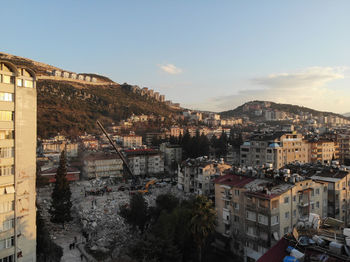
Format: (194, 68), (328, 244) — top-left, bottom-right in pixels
(2, 2), (350, 262)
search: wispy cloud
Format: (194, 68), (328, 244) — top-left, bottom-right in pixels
(252, 67), (346, 89)
(159, 64), (182, 75)
(194, 67), (349, 113)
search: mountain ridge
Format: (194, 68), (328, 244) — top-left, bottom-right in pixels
(1, 52), (178, 138)
(220, 100), (349, 120)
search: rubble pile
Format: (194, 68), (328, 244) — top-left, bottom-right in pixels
(77, 192), (133, 255)
(37, 178), (188, 260)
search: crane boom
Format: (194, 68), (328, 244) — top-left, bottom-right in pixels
(96, 120), (136, 181)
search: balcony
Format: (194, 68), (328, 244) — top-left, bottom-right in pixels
(223, 218), (231, 225)
(222, 230), (231, 238)
(221, 193), (232, 201)
(298, 201), (314, 207)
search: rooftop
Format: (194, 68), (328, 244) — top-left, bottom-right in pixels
(214, 174), (254, 188)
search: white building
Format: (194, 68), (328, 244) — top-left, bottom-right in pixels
(125, 149), (164, 176)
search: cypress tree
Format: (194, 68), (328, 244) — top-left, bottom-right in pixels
(49, 150), (72, 225)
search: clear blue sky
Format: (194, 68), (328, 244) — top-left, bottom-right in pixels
(2, 1), (350, 113)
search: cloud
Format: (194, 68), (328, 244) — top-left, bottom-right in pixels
(193, 67), (349, 113)
(252, 67), (345, 89)
(159, 64), (182, 75)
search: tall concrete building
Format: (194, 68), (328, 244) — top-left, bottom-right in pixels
(0, 61), (36, 261)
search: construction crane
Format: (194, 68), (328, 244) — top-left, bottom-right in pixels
(96, 120), (137, 184)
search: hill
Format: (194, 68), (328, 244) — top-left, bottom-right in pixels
(0, 52), (178, 138)
(220, 100), (349, 120)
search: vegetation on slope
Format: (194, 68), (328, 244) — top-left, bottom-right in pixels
(220, 100), (349, 120)
(37, 80), (176, 138)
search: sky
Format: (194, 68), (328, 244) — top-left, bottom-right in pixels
(2, 1), (350, 113)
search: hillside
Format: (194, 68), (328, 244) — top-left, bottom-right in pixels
(1, 52), (178, 138)
(220, 100), (349, 120)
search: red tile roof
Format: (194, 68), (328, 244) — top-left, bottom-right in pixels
(257, 237), (289, 262)
(214, 174), (254, 188)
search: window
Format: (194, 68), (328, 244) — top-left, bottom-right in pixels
(0, 130), (14, 140)
(17, 79), (23, 87)
(293, 196), (296, 202)
(0, 148), (14, 158)
(0, 93), (13, 102)
(234, 215), (240, 222)
(258, 214), (268, 225)
(271, 215), (279, 225)
(316, 201), (320, 208)
(284, 226), (289, 234)
(234, 190), (240, 196)
(246, 211), (256, 222)
(293, 209), (296, 217)
(24, 80), (33, 88)
(316, 188), (320, 195)
(246, 226), (256, 237)
(0, 111), (13, 121)
(2, 75), (14, 84)
(311, 204), (315, 210)
(0, 201), (14, 213)
(0, 254), (14, 262)
(284, 197), (289, 204)
(285, 211), (289, 219)
(233, 202), (239, 210)
(0, 219), (14, 232)
(311, 190), (314, 197)
(272, 200), (278, 209)
(0, 236), (14, 250)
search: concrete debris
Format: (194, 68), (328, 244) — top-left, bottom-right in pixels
(37, 178), (188, 261)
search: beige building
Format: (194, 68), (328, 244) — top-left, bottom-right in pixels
(0, 61), (37, 261)
(307, 139), (338, 164)
(41, 136), (78, 159)
(337, 133), (350, 164)
(240, 132), (308, 169)
(82, 153), (123, 179)
(178, 158), (231, 198)
(215, 174), (327, 262)
(170, 126), (184, 138)
(117, 135), (142, 149)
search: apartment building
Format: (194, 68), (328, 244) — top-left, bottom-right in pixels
(215, 173), (327, 262)
(124, 149), (164, 176)
(82, 153), (123, 179)
(0, 61), (37, 261)
(170, 126), (184, 138)
(116, 134), (142, 149)
(240, 132), (308, 169)
(177, 157), (231, 198)
(159, 143), (182, 174)
(307, 139), (338, 164)
(41, 136), (78, 159)
(337, 133), (350, 164)
(285, 163), (350, 225)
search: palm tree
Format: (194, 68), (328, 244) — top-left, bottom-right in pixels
(190, 195), (216, 262)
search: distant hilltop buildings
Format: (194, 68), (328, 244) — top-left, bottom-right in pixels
(127, 85), (180, 109)
(50, 69), (98, 83)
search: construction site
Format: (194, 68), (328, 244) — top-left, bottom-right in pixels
(37, 121), (189, 261)
(37, 177), (187, 261)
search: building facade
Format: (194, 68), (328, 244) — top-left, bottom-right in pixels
(240, 132), (309, 169)
(215, 173), (327, 262)
(124, 149), (164, 176)
(177, 158), (231, 199)
(82, 153), (123, 179)
(0, 61), (37, 261)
